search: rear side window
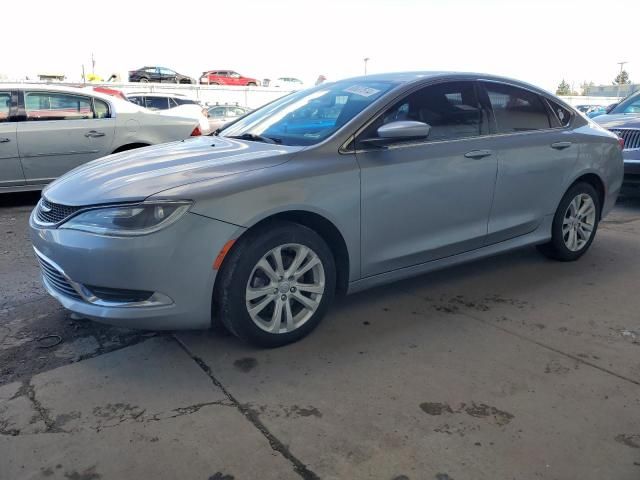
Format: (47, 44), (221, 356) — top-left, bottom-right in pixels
(483, 83), (550, 133)
(144, 97), (169, 110)
(0, 92), (11, 122)
(546, 99), (572, 127)
(25, 92), (93, 121)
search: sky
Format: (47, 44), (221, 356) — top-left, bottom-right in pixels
(6, 0), (639, 93)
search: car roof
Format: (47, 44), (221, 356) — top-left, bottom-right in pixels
(127, 92), (189, 98)
(339, 71), (553, 96)
(0, 83), (119, 101)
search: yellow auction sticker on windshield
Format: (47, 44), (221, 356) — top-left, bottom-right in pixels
(343, 85), (381, 97)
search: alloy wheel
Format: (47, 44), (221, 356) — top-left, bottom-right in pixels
(562, 193), (596, 252)
(245, 243), (325, 334)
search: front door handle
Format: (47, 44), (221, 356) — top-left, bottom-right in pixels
(85, 130), (105, 138)
(464, 149), (493, 159)
(551, 141), (572, 150)
(0, 138), (10, 143)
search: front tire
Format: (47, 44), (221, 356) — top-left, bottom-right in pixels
(537, 182), (600, 261)
(214, 222), (336, 347)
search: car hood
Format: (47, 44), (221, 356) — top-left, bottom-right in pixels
(43, 136), (302, 206)
(592, 113), (640, 129)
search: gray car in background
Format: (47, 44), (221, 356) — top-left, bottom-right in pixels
(30, 72), (623, 347)
(593, 90), (640, 185)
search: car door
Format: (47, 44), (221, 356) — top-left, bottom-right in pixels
(0, 90), (25, 188)
(355, 80), (498, 277)
(477, 81), (579, 244)
(17, 91), (116, 185)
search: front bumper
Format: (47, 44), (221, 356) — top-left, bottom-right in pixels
(30, 211), (242, 330)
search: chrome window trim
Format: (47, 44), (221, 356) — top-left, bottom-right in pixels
(340, 78), (576, 155)
(33, 246), (173, 308)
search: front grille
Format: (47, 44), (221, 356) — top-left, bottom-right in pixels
(36, 255), (82, 300)
(36, 198), (82, 225)
(610, 128), (640, 151)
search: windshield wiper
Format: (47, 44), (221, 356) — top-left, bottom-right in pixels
(227, 133), (281, 144)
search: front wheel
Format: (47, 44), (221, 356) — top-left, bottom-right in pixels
(214, 222), (336, 347)
(537, 182), (600, 261)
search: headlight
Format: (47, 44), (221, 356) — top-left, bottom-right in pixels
(59, 201), (192, 236)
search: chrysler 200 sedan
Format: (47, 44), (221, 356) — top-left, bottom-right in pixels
(30, 72), (623, 347)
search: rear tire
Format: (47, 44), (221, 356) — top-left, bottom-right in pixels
(247, 82), (257, 87)
(139, 78), (149, 83)
(537, 182), (600, 261)
(214, 221), (336, 347)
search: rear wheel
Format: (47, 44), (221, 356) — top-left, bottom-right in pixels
(214, 222), (336, 347)
(247, 82), (257, 87)
(537, 182), (600, 261)
(139, 77), (149, 83)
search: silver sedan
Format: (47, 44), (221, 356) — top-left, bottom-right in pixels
(30, 72), (623, 347)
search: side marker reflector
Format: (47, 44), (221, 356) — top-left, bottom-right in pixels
(213, 239), (236, 270)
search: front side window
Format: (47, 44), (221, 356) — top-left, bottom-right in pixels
(128, 96), (143, 106)
(159, 68), (175, 76)
(25, 92), (93, 121)
(357, 81), (485, 146)
(483, 83), (550, 133)
(221, 79), (397, 146)
(0, 92), (11, 122)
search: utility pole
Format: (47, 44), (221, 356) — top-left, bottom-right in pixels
(364, 57), (370, 75)
(616, 61), (627, 98)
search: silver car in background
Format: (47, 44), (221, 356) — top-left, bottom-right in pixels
(30, 72), (623, 347)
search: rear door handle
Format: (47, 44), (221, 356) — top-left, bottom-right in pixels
(551, 141), (572, 150)
(85, 130), (105, 138)
(0, 138), (10, 143)
(464, 149), (493, 159)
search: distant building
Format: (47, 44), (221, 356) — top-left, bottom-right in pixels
(584, 83), (640, 97)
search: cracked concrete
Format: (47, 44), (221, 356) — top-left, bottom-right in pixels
(2, 192), (640, 479)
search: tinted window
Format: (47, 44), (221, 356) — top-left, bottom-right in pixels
(546, 99), (572, 127)
(159, 68), (174, 76)
(358, 81), (486, 145)
(144, 97), (169, 110)
(25, 92), (93, 121)
(175, 98), (196, 105)
(0, 92), (11, 122)
(94, 99), (110, 119)
(484, 83), (550, 133)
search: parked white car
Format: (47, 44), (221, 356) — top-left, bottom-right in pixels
(0, 84), (204, 192)
(266, 77), (305, 89)
(127, 92), (210, 134)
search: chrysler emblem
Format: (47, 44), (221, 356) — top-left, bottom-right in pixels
(40, 203), (52, 213)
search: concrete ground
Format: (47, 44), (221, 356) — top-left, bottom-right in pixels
(1, 192), (639, 480)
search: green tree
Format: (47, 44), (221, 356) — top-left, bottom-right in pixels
(556, 79), (571, 96)
(613, 70), (631, 85)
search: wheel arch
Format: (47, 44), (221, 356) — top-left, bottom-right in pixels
(220, 209), (351, 297)
(567, 172), (606, 214)
(112, 142), (150, 154)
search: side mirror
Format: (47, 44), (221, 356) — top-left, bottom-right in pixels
(360, 121), (431, 147)
(606, 103), (618, 114)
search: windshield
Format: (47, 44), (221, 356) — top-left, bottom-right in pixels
(220, 79), (397, 146)
(611, 91), (640, 114)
